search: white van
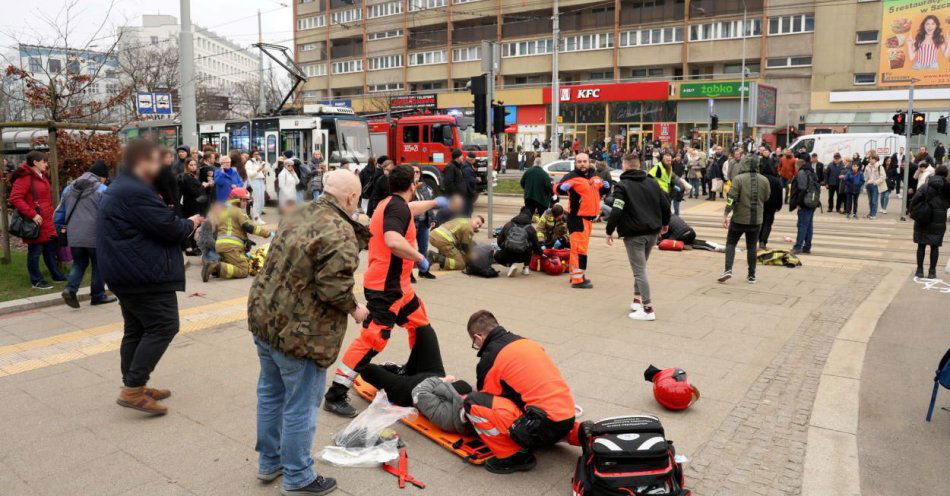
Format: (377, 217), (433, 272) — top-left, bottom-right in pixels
(787, 133), (906, 164)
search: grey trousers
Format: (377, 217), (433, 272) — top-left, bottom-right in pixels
(623, 234), (656, 305)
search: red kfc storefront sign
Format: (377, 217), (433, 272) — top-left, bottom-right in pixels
(542, 82), (669, 104)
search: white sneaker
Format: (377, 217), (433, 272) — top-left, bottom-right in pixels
(628, 308), (656, 321)
(506, 265), (517, 277)
(255, 218), (266, 225)
(521, 265), (530, 276)
(629, 300), (643, 312)
(881, 209), (887, 214)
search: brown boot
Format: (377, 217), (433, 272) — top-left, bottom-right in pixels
(116, 386), (168, 415)
(144, 387), (171, 401)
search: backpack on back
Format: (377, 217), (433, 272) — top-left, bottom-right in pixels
(502, 224), (530, 254)
(926, 348), (950, 421)
(572, 415), (691, 496)
(802, 171), (821, 209)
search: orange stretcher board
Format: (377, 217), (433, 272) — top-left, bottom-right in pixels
(353, 377), (494, 465)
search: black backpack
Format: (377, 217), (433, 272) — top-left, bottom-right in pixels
(502, 223), (530, 254)
(572, 415), (691, 496)
(802, 171), (821, 209)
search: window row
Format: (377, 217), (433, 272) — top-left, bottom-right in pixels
(332, 59), (363, 74)
(765, 55), (812, 68)
(303, 63), (327, 77)
(619, 26), (682, 46)
(330, 8), (361, 25)
(369, 82), (404, 93)
(562, 33), (614, 52)
(768, 14), (814, 36)
(368, 1), (402, 19)
(368, 54), (403, 70)
(453, 45), (481, 62)
(409, 0), (446, 11)
(298, 42), (319, 52)
(502, 38), (554, 58)
(408, 49), (447, 66)
(297, 15), (326, 31)
(690, 19), (761, 41)
(368, 29), (403, 40)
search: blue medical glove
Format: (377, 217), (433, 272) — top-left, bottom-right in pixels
(558, 182), (572, 192)
(553, 240), (562, 249)
(417, 256), (431, 272)
(434, 196), (449, 209)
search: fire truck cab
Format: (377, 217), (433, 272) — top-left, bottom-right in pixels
(369, 114), (493, 194)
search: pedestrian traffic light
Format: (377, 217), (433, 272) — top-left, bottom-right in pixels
(938, 116), (947, 135)
(892, 112), (906, 135)
(710, 115), (719, 131)
(912, 112), (926, 136)
(469, 74), (488, 135)
(492, 101), (509, 137)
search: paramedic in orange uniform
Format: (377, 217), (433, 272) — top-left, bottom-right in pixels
(557, 153), (609, 289)
(463, 310), (578, 474)
(324, 165), (447, 417)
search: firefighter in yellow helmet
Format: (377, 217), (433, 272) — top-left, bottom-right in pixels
(202, 188), (273, 281)
(427, 215), (483, 270)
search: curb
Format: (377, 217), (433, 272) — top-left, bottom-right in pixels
(0, 287), (98, 316)
(801, 264), (907, 496)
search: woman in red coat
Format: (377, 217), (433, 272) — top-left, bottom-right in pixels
(9, 150), (65, 289)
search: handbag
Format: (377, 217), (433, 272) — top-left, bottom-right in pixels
(8, 175), (41, 240)
(57, 189), (81, 247)
(875, 165), (888, 191)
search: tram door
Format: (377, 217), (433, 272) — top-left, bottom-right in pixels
(264, 131), (279, 166)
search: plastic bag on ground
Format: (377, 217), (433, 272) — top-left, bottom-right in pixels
(318, 390), (417, 467)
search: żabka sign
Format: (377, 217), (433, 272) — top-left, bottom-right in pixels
(542, 82), (669, 104)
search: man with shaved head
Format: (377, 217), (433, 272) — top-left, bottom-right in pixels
(557, 152), (610, 288)
(247, 168), (370, 496)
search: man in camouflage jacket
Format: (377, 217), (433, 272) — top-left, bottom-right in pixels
(246, 171), (369, 496)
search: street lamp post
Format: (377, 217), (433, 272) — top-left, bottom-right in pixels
(551, 0), (560, 151)
(737, 2), (747, 145)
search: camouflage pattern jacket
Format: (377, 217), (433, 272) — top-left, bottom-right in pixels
(247, 194), (370, 368)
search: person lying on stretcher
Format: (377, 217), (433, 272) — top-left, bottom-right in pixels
(359, 324), (473, 434)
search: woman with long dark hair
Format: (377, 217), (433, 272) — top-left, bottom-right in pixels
(179, 158), (206, 256)
(910, 165), (949, 278)
(907, 15), (948, 70)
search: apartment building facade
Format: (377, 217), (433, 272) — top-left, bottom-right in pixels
(293, 0), (950, 149)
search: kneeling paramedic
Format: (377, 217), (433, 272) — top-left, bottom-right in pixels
(463, 310), (579, 474)
(534, 204), (569, 250)
(203, 188), (273, 281)
(427, 215), (483, 271)
(557, 153), (609, 288)
(324, 165), (447, 417)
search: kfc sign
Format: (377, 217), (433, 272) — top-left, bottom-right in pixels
(545, 82), (669, 104)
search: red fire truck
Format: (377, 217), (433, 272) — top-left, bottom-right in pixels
(368, 114), (495, 193)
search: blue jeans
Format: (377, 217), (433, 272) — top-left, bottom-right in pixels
(688, 178), (700, 198)
(880, 190), (890, 211)
(254, 336), (327, 491)
(866, 184), (879, 216)
(415, 221), (430, 265)
(794, 208), (815, 251)
(311, 190), (321, 201)
(66, 247), (106, 300)
(27, 241), (64, 285)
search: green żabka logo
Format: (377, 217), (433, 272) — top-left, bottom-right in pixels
(681, 83), (744, 98)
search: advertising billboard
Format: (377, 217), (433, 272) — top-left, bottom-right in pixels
(678, 82), (749, 99)
(878, 0), (950, 87)
(750, 83), (777, 127)
(390, 94), (437, 110)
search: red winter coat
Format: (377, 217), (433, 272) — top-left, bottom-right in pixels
(8, 164), (57, 244)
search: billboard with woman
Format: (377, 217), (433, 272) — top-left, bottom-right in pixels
(879, 1), (950, 86)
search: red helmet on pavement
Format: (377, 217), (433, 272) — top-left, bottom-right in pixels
(541, 255), (564, 275)
(229, 187), (250, 201)
(644, 365), (700, 411)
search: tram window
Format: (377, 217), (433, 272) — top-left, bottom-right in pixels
(403, 125), (420, 143)
(422, 125), (430, 143)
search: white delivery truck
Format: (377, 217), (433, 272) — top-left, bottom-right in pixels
(787, 133), (906, 164)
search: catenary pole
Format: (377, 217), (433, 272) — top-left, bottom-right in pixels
(737, 3), (747, 143)
(901, 83), (915, 220)
(551, 0), (560, 151)
(179, 0), (198, 150)
(257, 9), (266, 115)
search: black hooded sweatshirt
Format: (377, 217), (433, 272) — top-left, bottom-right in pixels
(606, 169), (671, 237)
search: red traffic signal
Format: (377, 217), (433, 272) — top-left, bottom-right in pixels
(892, 113), (906, 135)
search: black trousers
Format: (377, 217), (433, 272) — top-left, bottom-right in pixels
(759, 208), (776, 247)
(118, 291), (179, 388)
(524, 199), (547, 217)
(826, 187), (839, 212)
(494, 248), (532, 267)
(725, 222), (759, 277)
(359, 325), (444, 407)
(916, 244), (940, 273)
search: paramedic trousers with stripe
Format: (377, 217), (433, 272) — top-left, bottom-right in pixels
(324, 289), (431, 403)
(464, 392), (583, 459)
(566, 215), (592, 284)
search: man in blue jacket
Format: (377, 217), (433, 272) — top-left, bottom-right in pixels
(97, 140), (204, 415)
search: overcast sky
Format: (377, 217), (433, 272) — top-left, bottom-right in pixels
(0, 0), (294, 57)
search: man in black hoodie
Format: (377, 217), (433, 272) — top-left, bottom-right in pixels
(441, 150), (468, 199)
(605, 154), (670, 321)
(495, 206), (542, 277)
(172, 145), (190, 176)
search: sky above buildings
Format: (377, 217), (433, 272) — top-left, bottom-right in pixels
(0, 0), (294, 58)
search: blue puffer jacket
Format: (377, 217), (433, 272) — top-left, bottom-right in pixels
(842, 170), (864, 195)
(96, 171), (196, 294)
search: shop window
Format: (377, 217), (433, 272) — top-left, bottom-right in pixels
(611, 102), (642, 122)
(576, 103), (607, 124)
(403, 125), (420, 143)
(559, 105), (577, 123)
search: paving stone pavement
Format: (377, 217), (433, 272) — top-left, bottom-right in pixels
(687, 265), (890, 496)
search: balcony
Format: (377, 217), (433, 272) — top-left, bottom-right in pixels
(408, 28), (448, 49)
(559, 7), (614, 32)
(453, 20), (495, 44)
(620, 0), (685, 26)
(329, 0), (361, 9)
(502, 10), (550, 39)
(331, 38), (364, 59)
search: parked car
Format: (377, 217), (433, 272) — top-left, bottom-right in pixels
(542, 159), (620, 182)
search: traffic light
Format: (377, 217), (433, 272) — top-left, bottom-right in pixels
(469, 74), (488, 134)
(492, 101), (509, 137)
(937, 116), (947, 135)
(892, 112), (905, 135)
(912, 112), (926, 136)
(710, 115), (719, 131)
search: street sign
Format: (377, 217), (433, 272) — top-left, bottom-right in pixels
(136, 92), (173, 115)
